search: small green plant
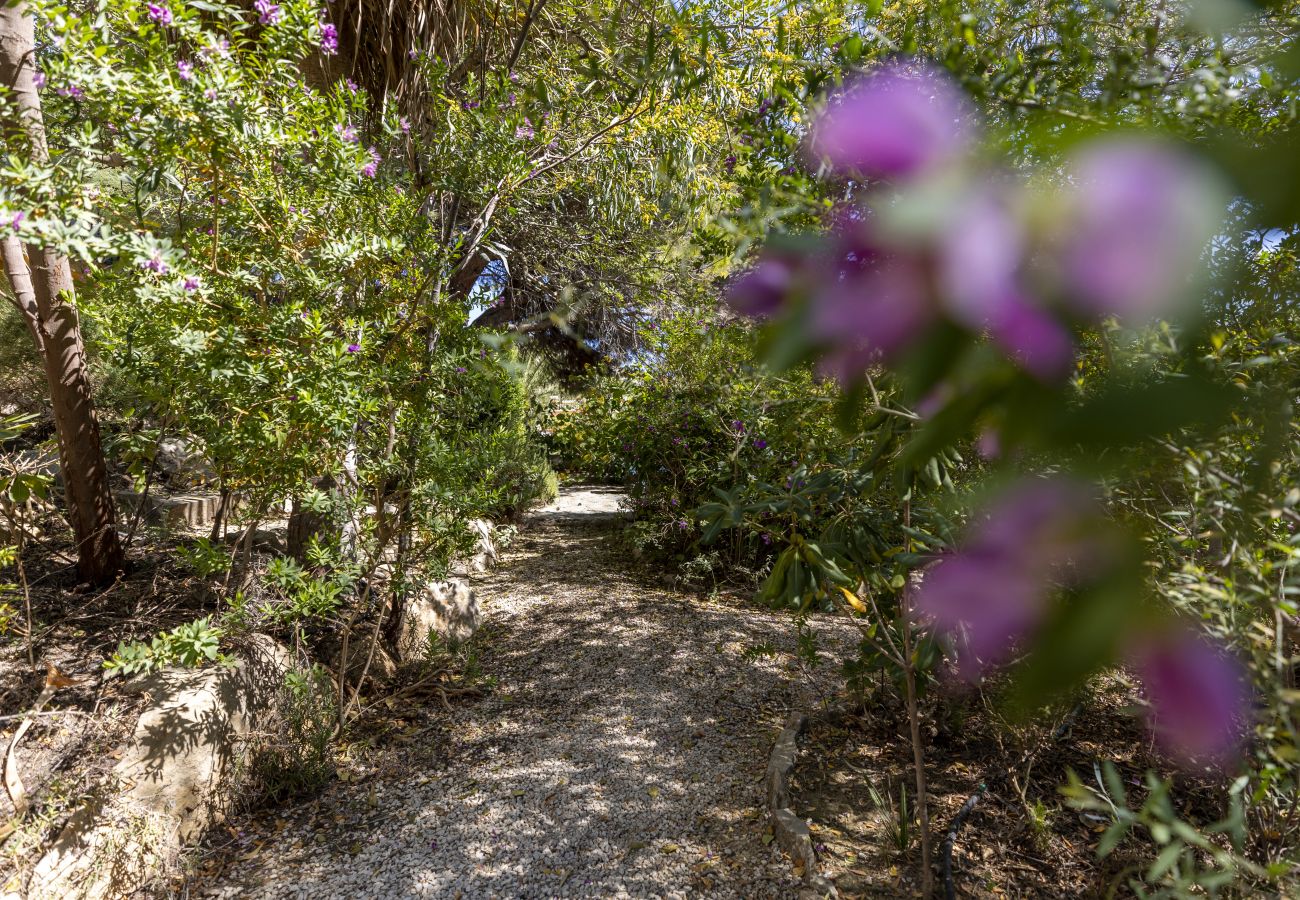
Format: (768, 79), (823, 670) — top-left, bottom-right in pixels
(176, 537), (230, 578)
(867, 779), (914, 855)
(1027, 799), (1053, 852)
(1061, 762), (1288, 895)
(245, 665), (336, 805)
(104, 616), (224, 676)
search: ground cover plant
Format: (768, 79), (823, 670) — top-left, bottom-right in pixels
(2, 0), (1299, 896)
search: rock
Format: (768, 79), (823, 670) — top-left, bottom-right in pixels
(25, 635), (293, 900)
(468, 518), (497, 573)
(115, 491), (229, 530)
(154, 437), (216, 487)
(395, 578), (480, 661)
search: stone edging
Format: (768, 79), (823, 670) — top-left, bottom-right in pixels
(765, 711), (837, 898)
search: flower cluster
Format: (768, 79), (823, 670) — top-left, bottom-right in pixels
(146, 3), (172, 26)
(914, 478), (1250, 768)
(320, 23), (339, 55)
(254, 0), (281, 26)
(728, 62), (1223, 384)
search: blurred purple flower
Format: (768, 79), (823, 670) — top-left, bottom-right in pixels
(177, 59), (194, 81)
(399, 116), (411, 134)
(1061, 139), (1221, 321)
(254, 0), (280, 25)
(147, 3), (172, 25)
(455, 366), (467, 373)
(9, 211), (24, 231)
(336, 123), (358, 143)
(809, 62), (973, 180)
(515, 119), (535, 140)
(183, 276), (200, 291)
(346, 342), (361, 353)
(345, 78), (359, 93)
(32, 71), (45, 89)
(731, 420), (745, 433)
(724, 153), (737, 173)
(915, 478), (1098, 679)
(808, 243), (935, 371)
(204, 88), (218, 100)
(57, 84), (84, 99)
(320, 23), (339, 55)
(727, 257), (796, 318)
(753, 438), (767, 449)
(143, 253), (168, 274)
(1132, 627), (1251, 769)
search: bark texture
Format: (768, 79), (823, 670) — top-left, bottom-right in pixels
(1, 4), (124, 584)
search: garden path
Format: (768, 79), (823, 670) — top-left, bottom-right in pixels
(199, 486), (852, 899)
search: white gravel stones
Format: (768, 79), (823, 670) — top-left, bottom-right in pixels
(197, 486), (853, 899)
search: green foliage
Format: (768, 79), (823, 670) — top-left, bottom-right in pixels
(104, 616), (225, 676)
(176, 537), (231, 578)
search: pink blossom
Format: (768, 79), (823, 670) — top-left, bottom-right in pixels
(147, 3), (172, 25)
(914, 479), (1099, 679)
(9, 211), (25, 231)
(1132, 627), (1251, 769)
(399, 116), (411, 134)
(1061, 139), (1222, 321)
(809, 61), (973, 180)
(726, 258), (796, 319)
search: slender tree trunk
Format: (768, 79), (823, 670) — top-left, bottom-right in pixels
(1, 4), (123, 584)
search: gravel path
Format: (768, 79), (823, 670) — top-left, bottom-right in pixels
(198, 487), (852, 899)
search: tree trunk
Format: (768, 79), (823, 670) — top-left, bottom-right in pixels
(1, 4), (124, 585)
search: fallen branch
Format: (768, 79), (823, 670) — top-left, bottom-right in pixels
(1, 665), (77, 844)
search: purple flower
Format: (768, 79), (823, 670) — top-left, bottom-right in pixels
(809, 61), (973, 180)
(320, 23), (339, 55)
(515, 119), (535, 140)
(336, 123), (358, 143)
(727, 257), (796, 319)
(143, 253), (168, 274)
(408, 49), (419, 60)
(57, 84), (84, 99)
(177, 59), (194, 81)
(32, 71), (45, 89)
(399, 116), (411, 134)
(183, 276), (201, 291)
(9, 211), (24, 231)
(204, 87), (218, 100)
(807, 237), (935, 377)
(361, 146), (381, 178)
(731, 420), (745, 433)
(346, 342), (361, 353)
(1132, 627), (1250, 769)
(1060, 139), (1222, 321)
(345, 78), (359, 93)
(455, 366), (467, 373)
(914, 479), (1098, 679)
(147, 3), (172, 25)
(753, 439), (767, 450)
(253, 0), (281, 25)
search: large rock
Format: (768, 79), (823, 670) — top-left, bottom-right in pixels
(395, 578), (481, 661)
(22, 635), (292, 900)
(154, 437), (215, 488)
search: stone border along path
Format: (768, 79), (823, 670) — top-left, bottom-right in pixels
(198, 486), (856, 899)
